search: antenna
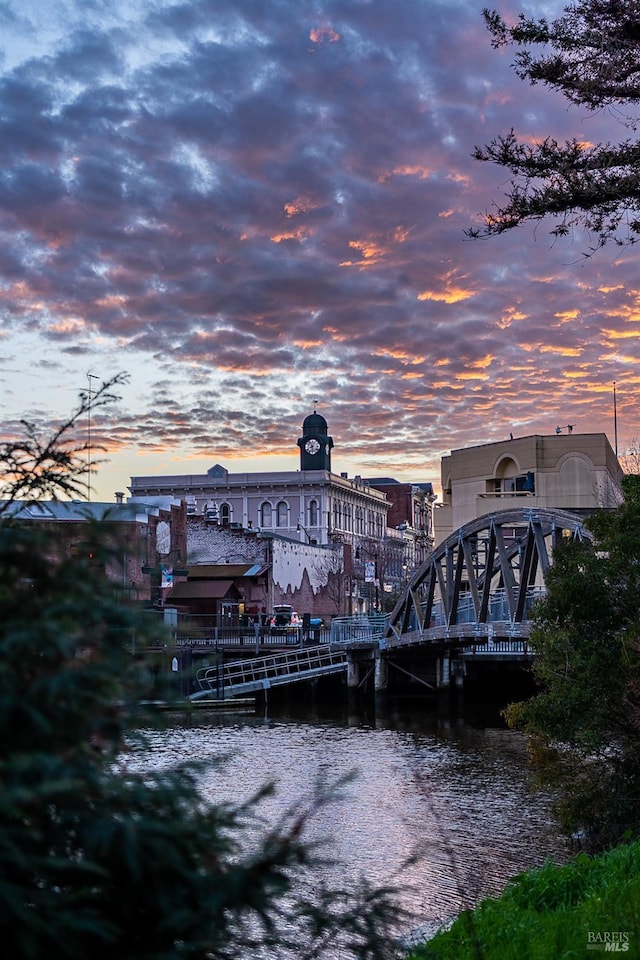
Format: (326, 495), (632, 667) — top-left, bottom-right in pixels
(613, 381), (618, 458)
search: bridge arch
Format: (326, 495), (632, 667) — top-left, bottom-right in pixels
(386, 508), (592, 646)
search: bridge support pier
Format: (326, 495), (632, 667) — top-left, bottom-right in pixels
(347, 655), (359, 688)
(374, 652), (388, 692)
(437, 654), (450, 690)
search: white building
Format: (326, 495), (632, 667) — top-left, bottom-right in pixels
(129, 412), (390, 551)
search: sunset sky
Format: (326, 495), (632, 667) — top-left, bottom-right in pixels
(0, 0), (637, 502)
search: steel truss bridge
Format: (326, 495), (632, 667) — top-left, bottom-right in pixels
(189, 508), (591, 700)
(385, 507), (591, 650)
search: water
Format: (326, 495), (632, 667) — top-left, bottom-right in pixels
(128, 699), (567, 948)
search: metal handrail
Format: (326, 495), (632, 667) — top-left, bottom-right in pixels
(194, 644), (347, 698)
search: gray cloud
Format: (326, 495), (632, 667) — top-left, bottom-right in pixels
(0, 0), (635, 489)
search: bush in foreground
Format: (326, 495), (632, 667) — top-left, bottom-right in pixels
(408, 841), (640, 959)
(0, 519), (404, 960)
(0, 378), (404, 960)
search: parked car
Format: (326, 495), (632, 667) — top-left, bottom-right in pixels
(269, 604), (301, 636)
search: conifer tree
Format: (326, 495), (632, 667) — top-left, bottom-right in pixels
(506, 475), (640, 849)
(469, 1), (640, 250)
(0, 385), (401, 959)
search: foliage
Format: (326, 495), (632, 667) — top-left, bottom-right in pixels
(504, 474), (640, 849)
(618, 436), (640, 475)
(0, 397), (403, 959)
(408, 839), (640, 959)
(0, 373), (128, 514)
(469, 0), (640, 251)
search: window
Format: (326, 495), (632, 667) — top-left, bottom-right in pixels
(219, 502), (231, 525)
(490, 472), (535, 494)
(367, 510), (375, 536)
(276, 501), (288, 527)
(308, 499), (318, 526)
(260, 502), (272, 527)
(343, 503), (352, 531)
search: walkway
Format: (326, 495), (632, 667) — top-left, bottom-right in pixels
(191, 644), (347, 700)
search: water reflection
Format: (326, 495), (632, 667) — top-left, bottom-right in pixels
(128, 700), (566, 943)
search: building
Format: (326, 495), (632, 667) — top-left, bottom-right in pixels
(129, 412), (439, 615)
(434, 432), (623, 545)
(129, 412), (391, 551)
(366, 478), (436, 568)
(2, 499), (187, 605)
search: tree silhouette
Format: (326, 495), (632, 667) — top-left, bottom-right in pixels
(469, 1), (640, 252)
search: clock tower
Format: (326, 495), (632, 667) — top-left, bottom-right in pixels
(297, 410), (334, 471)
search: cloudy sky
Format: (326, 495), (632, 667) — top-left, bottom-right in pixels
(0, 0), (636, 501)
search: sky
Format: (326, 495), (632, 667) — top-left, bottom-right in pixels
(0, 0), (637, 503)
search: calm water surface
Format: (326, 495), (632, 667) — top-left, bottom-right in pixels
(129, 699), (567, 945)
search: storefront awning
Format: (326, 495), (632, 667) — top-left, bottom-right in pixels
(167, 579), (235, 601)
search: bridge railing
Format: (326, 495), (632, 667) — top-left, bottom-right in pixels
(463, 637), (530, 655)
(194, 644), (347, 697)
(403, 586), (546, 632)
(330, 614), (390, 644)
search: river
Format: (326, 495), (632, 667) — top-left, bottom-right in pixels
(129, 695), (567, 950)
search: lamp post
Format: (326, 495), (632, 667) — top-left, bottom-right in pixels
(356, 544), (380, 614)
(296, 522), (317, 544)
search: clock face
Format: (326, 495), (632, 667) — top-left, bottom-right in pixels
(305, 438), (321, 455)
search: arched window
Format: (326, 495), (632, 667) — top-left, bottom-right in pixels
(219, 502), (231, 525)
(308, 499), (319, 526)
(260, 502), (272, 527)
(276, 501), (288, 527)
(333, 502), (342, 529)
(367, 510), (375, 536)
(344, 503), (352, 531)
(355, 507), (364, 535)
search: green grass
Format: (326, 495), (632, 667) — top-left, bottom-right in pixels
(407, 841), (640, 959)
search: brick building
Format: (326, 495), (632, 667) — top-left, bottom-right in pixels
(3, 499), (187, 605)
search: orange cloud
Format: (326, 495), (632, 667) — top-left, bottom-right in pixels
(603, 327), (640, 340)
(375, 348), (425, 364)
(540, 345), (582, 356)
(417, 285), (474, 304)
(271, 226), (312, 243)
(309, 25), (340, 43)
(378, 164), (432, 182)
(417, 268), (476, 304)
(47, 317), (88, 335)
(340, 238), (388, 267)
(469, 354), (494, 369)
(284, 196), (319, 217)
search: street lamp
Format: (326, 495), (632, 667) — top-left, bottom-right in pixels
(355, 545), (380, 613)
(297, 522), (317, 545)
